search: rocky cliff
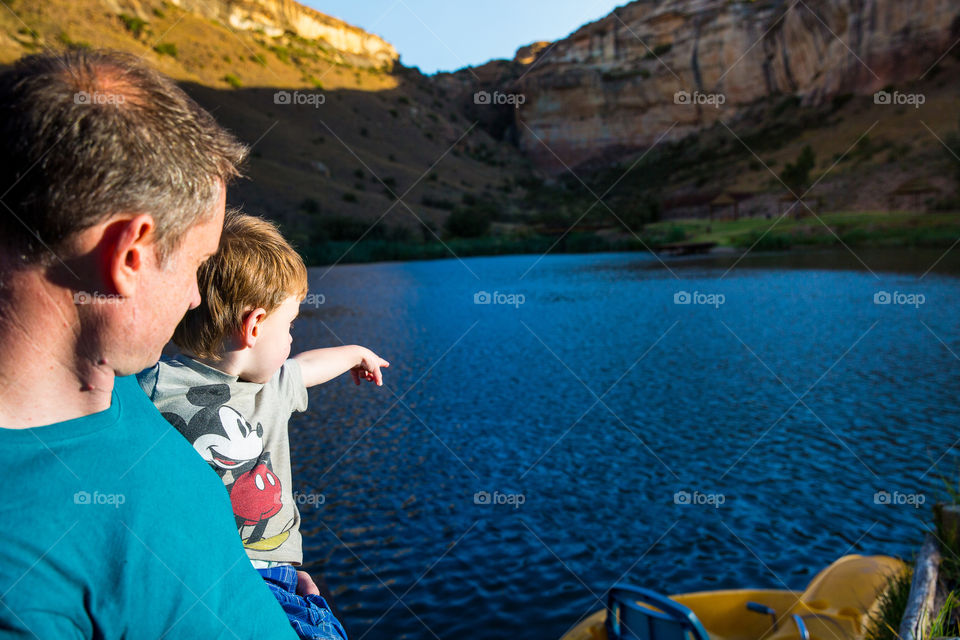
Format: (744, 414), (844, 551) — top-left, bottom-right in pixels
(508, 0), (960, 171)
(161, 0), (398, 67)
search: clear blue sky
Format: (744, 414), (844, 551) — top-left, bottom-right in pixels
(308, 1), (628, 74)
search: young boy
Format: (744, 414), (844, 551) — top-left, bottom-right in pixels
(137, 212), (389, 640)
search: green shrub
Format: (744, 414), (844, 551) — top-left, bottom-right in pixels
(421, 195), (455, 210)
(446, 206), (492, 238)
(153, 42), (177, 57)
(780, 145), (815, 194)
(223, 73), (242, 89)
(58, 32), (91, 50)
(299, 198), (320, 215)
(269, 46), (290, 64)
(118, 14), (148, 38)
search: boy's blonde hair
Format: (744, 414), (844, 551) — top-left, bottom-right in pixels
(173, 210), (308, 358)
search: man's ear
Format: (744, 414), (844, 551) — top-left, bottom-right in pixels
(240, 308), (268, 349)
(108, 214), (157, 297)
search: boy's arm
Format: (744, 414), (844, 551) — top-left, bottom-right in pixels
(293, 345), (389, 388)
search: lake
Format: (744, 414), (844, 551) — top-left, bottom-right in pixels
(289, 247), (960, 640)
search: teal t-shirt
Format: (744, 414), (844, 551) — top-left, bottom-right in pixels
(0, 375), (297, 639)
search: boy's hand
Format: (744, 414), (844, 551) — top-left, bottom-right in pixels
(294, 344), (390, 388)
(296, 570), (320, 597)
(350, 347), (390, 386)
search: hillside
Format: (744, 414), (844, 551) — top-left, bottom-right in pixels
(1, 0), (959, 262)
(0, 0), (533, 262)
(438, 0), (960, 221)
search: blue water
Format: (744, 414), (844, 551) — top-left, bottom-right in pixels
(289, 249), (960, 640)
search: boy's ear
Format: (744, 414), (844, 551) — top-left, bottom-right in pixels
(240, 308), (268, 349)
(105, 214), (156, 297)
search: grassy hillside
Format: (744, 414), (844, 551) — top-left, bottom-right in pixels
(0, 0), (535, 263)
(1, 0), (958, 264)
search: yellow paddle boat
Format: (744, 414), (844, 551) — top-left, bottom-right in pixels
(561, 554), (906, 640)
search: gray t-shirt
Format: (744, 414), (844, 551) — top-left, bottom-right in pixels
(137, 355), (308, 565)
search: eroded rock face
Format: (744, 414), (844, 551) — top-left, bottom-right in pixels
(167, 0), (398, 66)
(512, 0), (960, 171)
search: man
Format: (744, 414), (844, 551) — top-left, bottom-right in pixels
(0, 49), (296, 638)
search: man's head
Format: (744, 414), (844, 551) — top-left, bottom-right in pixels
(0, 48), (246, 264)
(0, 49), (248, 375)
(173, 211), (308, 383)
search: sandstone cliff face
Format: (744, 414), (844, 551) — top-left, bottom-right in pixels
(166, 0), (398, 66)
(512, 0), (960, 171)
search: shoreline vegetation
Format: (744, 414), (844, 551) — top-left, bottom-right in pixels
(863, 468), (960, 640)
(293, 210), (960, 266)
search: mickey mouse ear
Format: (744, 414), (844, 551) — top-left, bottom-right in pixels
(162, 411), (188, 432)
(185, 383), (232, 406)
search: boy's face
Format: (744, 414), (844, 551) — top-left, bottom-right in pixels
(243, 295), (299, 383)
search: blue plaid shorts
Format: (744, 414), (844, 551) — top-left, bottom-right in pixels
(257, 565), (348, 640)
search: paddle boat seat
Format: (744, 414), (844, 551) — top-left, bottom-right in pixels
(606, 585), (710, 640)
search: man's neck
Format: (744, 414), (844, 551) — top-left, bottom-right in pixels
(0, 271), (115, 429)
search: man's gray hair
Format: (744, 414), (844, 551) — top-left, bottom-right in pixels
(0, 48), (248, 265)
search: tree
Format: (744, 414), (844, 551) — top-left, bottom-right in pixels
(780, 145), (816, 196)
(445, 205), (492, 238)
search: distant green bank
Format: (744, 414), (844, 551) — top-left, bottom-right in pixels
(296, 211), (960, 266)
(645, 210), (960, 252)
